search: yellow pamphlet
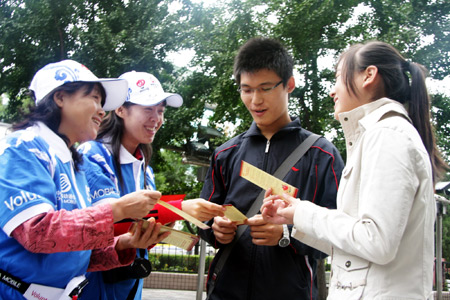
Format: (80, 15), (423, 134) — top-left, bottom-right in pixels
(223, 204), (247, 225)
(159, 225), (199, 251)
(240, 161), (298, 197)
(129, 221), (199, 251)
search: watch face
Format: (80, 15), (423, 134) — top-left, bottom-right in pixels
(278, 237), (290, 247)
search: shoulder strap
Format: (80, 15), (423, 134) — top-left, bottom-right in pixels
(207, 133), (321, 298)
(126, 249), (147, 300)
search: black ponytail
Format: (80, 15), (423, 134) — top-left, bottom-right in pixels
(339, 41), (447, 183)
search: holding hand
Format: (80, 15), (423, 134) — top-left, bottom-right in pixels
(211, 216), (237, 244)
(111, 190), (162, 222)
(246, 214), (283, 246)
(116, 218), (169, 251)
(182, 198), (225, 221)
(260, 188), (299, 225)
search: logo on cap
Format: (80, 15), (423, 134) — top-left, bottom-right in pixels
(54, 67), (80, 84)
(137, 79), (145, 88)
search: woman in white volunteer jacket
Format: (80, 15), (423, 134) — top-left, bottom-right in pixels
(0, 60), (165, 300)
(261, 41), (447, 299)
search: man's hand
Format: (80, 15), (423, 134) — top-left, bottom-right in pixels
(211, 216), (237, 244)
(246, 214), (283, 246)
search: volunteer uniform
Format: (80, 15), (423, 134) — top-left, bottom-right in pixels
(78, 140), (182, 300)
(0, 123), (92, 299)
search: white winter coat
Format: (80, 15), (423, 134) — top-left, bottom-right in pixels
(292, 98), (435, 299)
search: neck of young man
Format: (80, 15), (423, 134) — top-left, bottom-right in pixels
(257, 115), (291, 140)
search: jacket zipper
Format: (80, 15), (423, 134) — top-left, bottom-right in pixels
(263, 139), (270, 171)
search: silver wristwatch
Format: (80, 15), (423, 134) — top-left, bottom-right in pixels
(278, 224), (290, 247)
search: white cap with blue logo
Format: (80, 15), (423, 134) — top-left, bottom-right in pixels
(29, 59), (128, 111)
(119, 71), (183, 108)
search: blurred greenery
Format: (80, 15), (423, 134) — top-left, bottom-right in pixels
(149, 253), (215, 274)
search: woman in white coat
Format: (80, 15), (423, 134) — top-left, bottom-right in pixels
(261, 41), (447, 299)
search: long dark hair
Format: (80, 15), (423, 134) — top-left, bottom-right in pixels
(96, 102), (153, 189)
(338, 40), (447, 183)
(13, 82), (106, 171)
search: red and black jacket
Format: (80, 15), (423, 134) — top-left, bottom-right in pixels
(199, 117), (344, 300)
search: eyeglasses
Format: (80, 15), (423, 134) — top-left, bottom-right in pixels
(237, 80), (283, 96)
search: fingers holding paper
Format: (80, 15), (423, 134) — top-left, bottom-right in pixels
(261, 188), (299, 225)
(246, 214), (283, 246)
(111, 190), (162, 222)
(116, 218), (170, 251)
(212, 216), (237, 245)
(181, 198), (225, 222)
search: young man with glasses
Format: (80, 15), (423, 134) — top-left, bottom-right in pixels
(199, 37), (344, 300)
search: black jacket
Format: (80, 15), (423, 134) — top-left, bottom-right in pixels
(200, 118), (344, 300)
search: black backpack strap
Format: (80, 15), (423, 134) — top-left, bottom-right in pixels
(126, 249), (147, 300)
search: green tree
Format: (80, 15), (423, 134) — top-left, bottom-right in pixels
(153, 149), (203, 199)
(0, 0), (196, 122)
(0, 0), (79, 121)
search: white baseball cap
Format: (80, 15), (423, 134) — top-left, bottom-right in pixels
(119, 71), (183, 107)
(29, 59), (128, 111)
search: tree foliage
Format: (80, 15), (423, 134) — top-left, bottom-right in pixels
(0, 0), (449, 195)
(0, 0), (195, 122)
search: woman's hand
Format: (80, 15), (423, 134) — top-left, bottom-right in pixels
(181, 198), (225, 221)
(115, 218), (169, 251)
(260, 188), (299, 225)
(111, 190), (161, 222)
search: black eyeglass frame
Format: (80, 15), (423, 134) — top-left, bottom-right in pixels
(237, 80), (284, 94)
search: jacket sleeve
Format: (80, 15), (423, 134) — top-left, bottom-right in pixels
(288, 139), (344, 259)
(198, 151), (226, 248)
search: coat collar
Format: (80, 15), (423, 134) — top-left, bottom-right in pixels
(338, 98), (411, 134)
(338, 98), (411, 156)
(243, 117), (302, 139)
(101, 136), (143, 164)
(34, 122), (72, 163)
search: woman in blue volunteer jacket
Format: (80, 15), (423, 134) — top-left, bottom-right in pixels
(0, 60), (163, 300)
(79, 71), (224, 300)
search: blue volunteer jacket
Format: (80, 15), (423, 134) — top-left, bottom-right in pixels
(78, 140), (156, 300)
(0, 123), (92, 300)
(199, 117), (344, 300)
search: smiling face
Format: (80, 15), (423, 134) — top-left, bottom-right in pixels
(330, 61), (369, 121)
(55, 84), (105, 146)
(239, 69), (294, 139)
(117, 102), (165, 154)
